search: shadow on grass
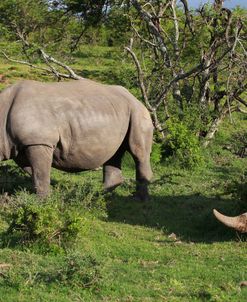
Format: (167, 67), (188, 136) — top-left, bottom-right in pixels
(0, 164), (32, 194)
(0, 164), (58, 194)
(1, 162), (245, 244)
(212, 165), (245, 181)
(106, 191), (245, 244)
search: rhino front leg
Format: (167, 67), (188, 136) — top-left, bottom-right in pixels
(25, 145), (53, 197)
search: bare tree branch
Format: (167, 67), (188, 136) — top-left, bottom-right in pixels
(131, 0), (171, 67)
(1, 51), (51, 73)
(39, 49), (83, 80)
(131, 21), (157, 47)
(124, 42), (150, 109)
(235, 96), (247, 107)
(2, 20), (84, 81)
(125, 39), (165, 137)
(179, 0), (194, 34)
(237, 106), (247, 114)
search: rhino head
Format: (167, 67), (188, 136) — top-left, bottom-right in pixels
(213, 209), (247, 233)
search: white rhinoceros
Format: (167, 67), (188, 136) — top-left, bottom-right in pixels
(0, 79), (153, 200)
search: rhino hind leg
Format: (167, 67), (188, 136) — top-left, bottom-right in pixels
(103, 147), (125, 191)
(133, 159), (152, 202)
(25, 145), (53, 197)
(130, 154), (152, 202)
(129, 113), (153, 201)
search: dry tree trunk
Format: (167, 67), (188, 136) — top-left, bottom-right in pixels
(203, 106), (229, 147)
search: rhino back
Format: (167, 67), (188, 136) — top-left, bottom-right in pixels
(8, 80), (133, 169)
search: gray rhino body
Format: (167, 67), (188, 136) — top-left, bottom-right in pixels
(0, 79), (153, 199)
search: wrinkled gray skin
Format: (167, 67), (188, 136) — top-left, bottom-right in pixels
(0, 79), (153, 200)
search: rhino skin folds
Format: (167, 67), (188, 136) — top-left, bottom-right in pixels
(0, 79), (153, 200)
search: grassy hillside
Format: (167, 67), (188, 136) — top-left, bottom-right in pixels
(0, 46), (246, 301)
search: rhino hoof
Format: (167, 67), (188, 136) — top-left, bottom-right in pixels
(132, 192), (150, 202)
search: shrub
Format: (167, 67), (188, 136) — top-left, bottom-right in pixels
(2, 191), (88, 253)
(56, 253), (101, 288)
(228, 130), (247, 157)
(162, 119), (204, 169)
(56, 180), (107, 218)
(151, 142), (162, 165)
(226, 175), (247, 213)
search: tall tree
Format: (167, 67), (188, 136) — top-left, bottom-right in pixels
(125, 0), (246, 144)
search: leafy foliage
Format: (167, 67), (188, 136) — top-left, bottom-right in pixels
(0, 179), (107, 253)
(0, 4), (246, 299)
(228, 130), (247, 157)
(1, 193), (84, 253)
(151, 142), (162, 166)
(162, 119), (204, 169)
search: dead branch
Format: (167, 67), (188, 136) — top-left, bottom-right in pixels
(237, 106), (247, 114)
(124, 43), (150, 109)
(2, 49), (83, 81)
(39, 49), (83, 80)
(4, 26), (84, 81)
(125, 40), (165, 137)
(170, 0), (179, 58)
(131, 21), (157, 47)
(179, 0), (194, 34)
(131, 0), (171, 67)
(235, 96), (247, 107)
(1, 51), (51, 73)
(203, 103), (229, 147)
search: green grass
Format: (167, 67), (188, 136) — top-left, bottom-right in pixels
(0, 45), (246, 301)
(0, 44), (140, 97)
(0, 155), (246, 301)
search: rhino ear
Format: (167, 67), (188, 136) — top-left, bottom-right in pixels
(213, 209), (247, 233)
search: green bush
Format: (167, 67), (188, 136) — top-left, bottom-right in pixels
(1, 191), (88, 253)
(0, 176), (109, 253)
(56, 180), (107, 218)
(162, 119), (204, 169)
(56, 253), (101, 288)
(151, 142), (162, 165)
(226, 174), (247, 213)
(228, 130), (247, 157)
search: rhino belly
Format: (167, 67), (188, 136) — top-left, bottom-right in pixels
(52, 123), (128, 172)
(45, 95), (130, 172)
